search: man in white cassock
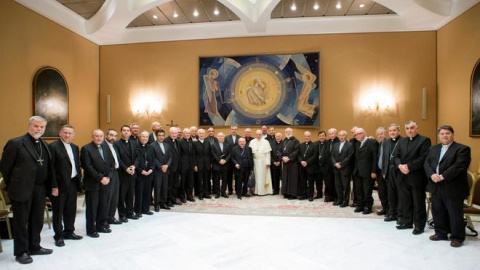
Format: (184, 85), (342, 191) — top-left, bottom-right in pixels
(249, 130), (273, 195)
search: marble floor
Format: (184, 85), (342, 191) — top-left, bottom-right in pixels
(1, 202), (479, 269)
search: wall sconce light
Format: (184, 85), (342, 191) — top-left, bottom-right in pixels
(361, 90), (394, 113)
(367, 98), (390, 112)
(131, 93), (162, 117)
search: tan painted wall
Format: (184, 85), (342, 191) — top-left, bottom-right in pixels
(437, 3), (480, 172)
(0, 1), (99, 153)
(100, 32), (437, 140)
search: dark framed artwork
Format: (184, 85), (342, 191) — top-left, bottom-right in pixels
(33, 67), (69, 138)
(471, 59), (480, 136)
(199, 52), (320, 126)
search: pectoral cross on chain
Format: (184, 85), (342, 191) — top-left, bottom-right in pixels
(37, 158), (44, 166)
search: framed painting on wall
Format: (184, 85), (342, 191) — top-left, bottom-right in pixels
(199, 52), (320, 127)
(471, 59), (480, 136)
(33, 67), (69, 138)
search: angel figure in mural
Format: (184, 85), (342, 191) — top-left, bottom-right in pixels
(295, 64), (317, 118)
(247, 78), (268, 106)
(203, 68), (222, 115)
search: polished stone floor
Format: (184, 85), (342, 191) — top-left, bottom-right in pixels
(1, 204), (479, 270)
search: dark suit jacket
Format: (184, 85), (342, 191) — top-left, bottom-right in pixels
(316, 141), (331, 168)
(353, 138), (378, 178)
(134, 143), (155, 174)
(114, 139), (137, 177)
(150, 142), (172, 173)
(424, 142), (471, 198)
(270, 140), (283, 165)
(225, 135), (242, 149)
(48, 139), (82, 193)
(179, 138), (195, 170)
(206, 136), (218, 146)
(0, 134), (56, 201)
(381, 136), (402, 177)
(81, 141), (115, 191)
(298, 142), (318, 174)
(394, 134), (431, 187)
(211, 141), (231, 171)
(193, 140), (211, 171)
(148, 133), (156, 144)
(231, 145), (253, 169)
(331, 141), (354, 176)
(163, 137), (180, 172)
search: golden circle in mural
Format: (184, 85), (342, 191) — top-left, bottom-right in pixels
(233, 68), (281, 116)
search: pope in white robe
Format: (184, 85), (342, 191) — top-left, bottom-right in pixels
(249, 130), (273, 195)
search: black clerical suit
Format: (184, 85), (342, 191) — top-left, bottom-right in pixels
(394, 134), (431, 230)
(211, 141), (231, 196)
(150, 141), (171, 208)
(281, 136), (300, 198)
(331, 141), (354, 206)
(316, 140), (330, 199)
(81, 141), (115, 234)
(269, 139), (283, 194)
(381, 136), (402, 219)
(193, 139), (211, 199)
(298, 141), (318, 200)
(353, 138), (378, 212)
(205, 136), (218, 195)
(0, 134), (56, 256)
(376, 139), (389, 213)
(231, 145), (254, 198)
(164, 136), (180, 204)
(179, 138), (195, 201)
(134, 143), (155, 214)
(105, 142), (121, 223)
(424, 141), (471, 242)
(225, 135), (241, 195)
(114, 139), (137, 218)
(48, 139), (82, 241)
(324, 137), (340, 202)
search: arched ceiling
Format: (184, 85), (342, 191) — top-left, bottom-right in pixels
(15, 0), (480, 45)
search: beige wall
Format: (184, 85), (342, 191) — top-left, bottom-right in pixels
(0, 1), (99, 154)
(100, 32), (437, 139)
(438, 3), (480, 171)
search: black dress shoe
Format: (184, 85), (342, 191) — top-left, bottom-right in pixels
(215, 194), (220, 199)
(237, 195), (242, 200)
(314, 195), (323, 199)
(340, 202), (349, 208)
(180, 198), (187, 203)
(412, 228), (424, 235)
(308, 197), (314, 202)
(142, 211), (154, 215)
(98, 227), (112, 233)
(29, 247), (53, 255)
(154, 206), (160, 212)
(187, 197), (195, 202)
(350, 202), (358, 208)
(174, 199), (182, 205)
(198, 196), (204, 200)
(384, 215), (397, 222)
(160, 204), (171, 210)
(324, 197), (334, 202)
(298, 196), (306, 200)
(221, 193), (229, 198)
(273, 191), (279, 195)
(396, 224), (413, 230)
(244, 194), (251, 197)
(136, 213), (143, 218)
(87, 232), (100, 238)
(108, 218), (122, 225)
(362, 208), (372, 215)
(166, 202), (174, 207)
(333, 201), (340, 206)
(204, 195), (211, 199)
(55, 238), (65, 247)
(120, 216), (129, 223)
(64, 233), (83, 240)
(354, 207), (364, 213)
(127, 214), (139, 220)
(16, 253), (33, 264)
(377, 209), (387, 216)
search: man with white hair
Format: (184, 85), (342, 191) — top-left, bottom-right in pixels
(148, 121), (162, 144)
(190, 126), (198, 141)
(249, 129), (273, 195)
(324, 128), (339, 203)
(281, 128), (301, 199)
(1, 116), (57, 264)
(164, 127), (181, 206)
(298, 131), (318, 201)
(211, 132), (231, 198)
(179, 128), (195, 202)
(269, 132), (283, 194)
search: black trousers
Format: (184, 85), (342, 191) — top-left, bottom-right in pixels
(180, 167), (194, 199)
(168, 171), (180, 202)
(213, 167), (228, 195)
(316, 165), (328, 197)
(270, 163), (281, 193)
(51, 179), (79, 240)
(397, 180), (426, 229)
(325, 165), (336, 199)
(85, 184), (109, 234)
(10, 185), (46, 256)
(107, 170), (120, 220)
(118, 173), (135, 218)
(196, 169), (209, 198)
(300, 168), (316, 198)
(431, 189), (465, 241)
(135, 175), (152, 214)
(376, 171), (389, 210)
(353, 174), (375, 209)
(386, 169), (399, 217)
(226, 165), (235, 194)
(235, 167), (250, 196)
(153, 171), (168, 206)
(334, 171), (351, 203)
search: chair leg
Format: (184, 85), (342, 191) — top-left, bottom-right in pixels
(6, 216), (12, 239)
(466, 215), (475, 230)
(0, 234), (3, 253)
(45, 207), (51, 229)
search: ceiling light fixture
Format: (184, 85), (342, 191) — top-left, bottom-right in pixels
(291, 4), (297, 11)
(173, 12), (179, 18)
(152, 15), (158, 19)
(214, 9), (219, 15)
(360, 4), (365, 8)
(336, 2), (342, 9)
(193, 10), (199, 17)
(313, 4), (319, 10)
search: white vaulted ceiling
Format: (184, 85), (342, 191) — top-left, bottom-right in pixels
(14, 0), (480, 45)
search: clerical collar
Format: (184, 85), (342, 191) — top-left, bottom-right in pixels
(199, 139), (204, 143)
(27, 133), (40, 143)
(121, 138), (129, 143)
(408, 134), (419, 141)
